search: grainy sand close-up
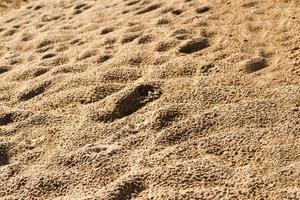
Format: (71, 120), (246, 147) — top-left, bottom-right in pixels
(0, 0), (299, 199)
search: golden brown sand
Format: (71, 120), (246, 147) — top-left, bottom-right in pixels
(0, 0), (27, 13)
(0, 0), (299, 199)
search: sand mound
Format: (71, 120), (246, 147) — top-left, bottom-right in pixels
(0, 0), (299, 199)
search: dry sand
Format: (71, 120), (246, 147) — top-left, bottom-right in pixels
(0, 0), (27, 13)
(0, 0), (299, 199)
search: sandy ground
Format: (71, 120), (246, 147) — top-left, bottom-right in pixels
(0, 0), (299, 199)
(0, 0), (27, 13)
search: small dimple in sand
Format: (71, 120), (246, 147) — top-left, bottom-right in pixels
(178, 37), (209, 54)
(244, 57), (268, 73)
(0, 142), (9, 166)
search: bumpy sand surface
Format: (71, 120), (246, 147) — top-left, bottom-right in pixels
(0, 0), (299, 199)
(0, 0), (26, 13)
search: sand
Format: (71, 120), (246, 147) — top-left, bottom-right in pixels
(0, 0), (299, 199)
(0, 0), (26, 13)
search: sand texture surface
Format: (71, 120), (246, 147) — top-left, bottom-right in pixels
(0, 0), (26, 13)
(0, 0), (299, 199)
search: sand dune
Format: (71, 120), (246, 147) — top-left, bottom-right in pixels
(0, 0), (299, 199)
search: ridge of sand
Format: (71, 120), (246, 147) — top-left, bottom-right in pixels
(0, 0), (299, 199)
